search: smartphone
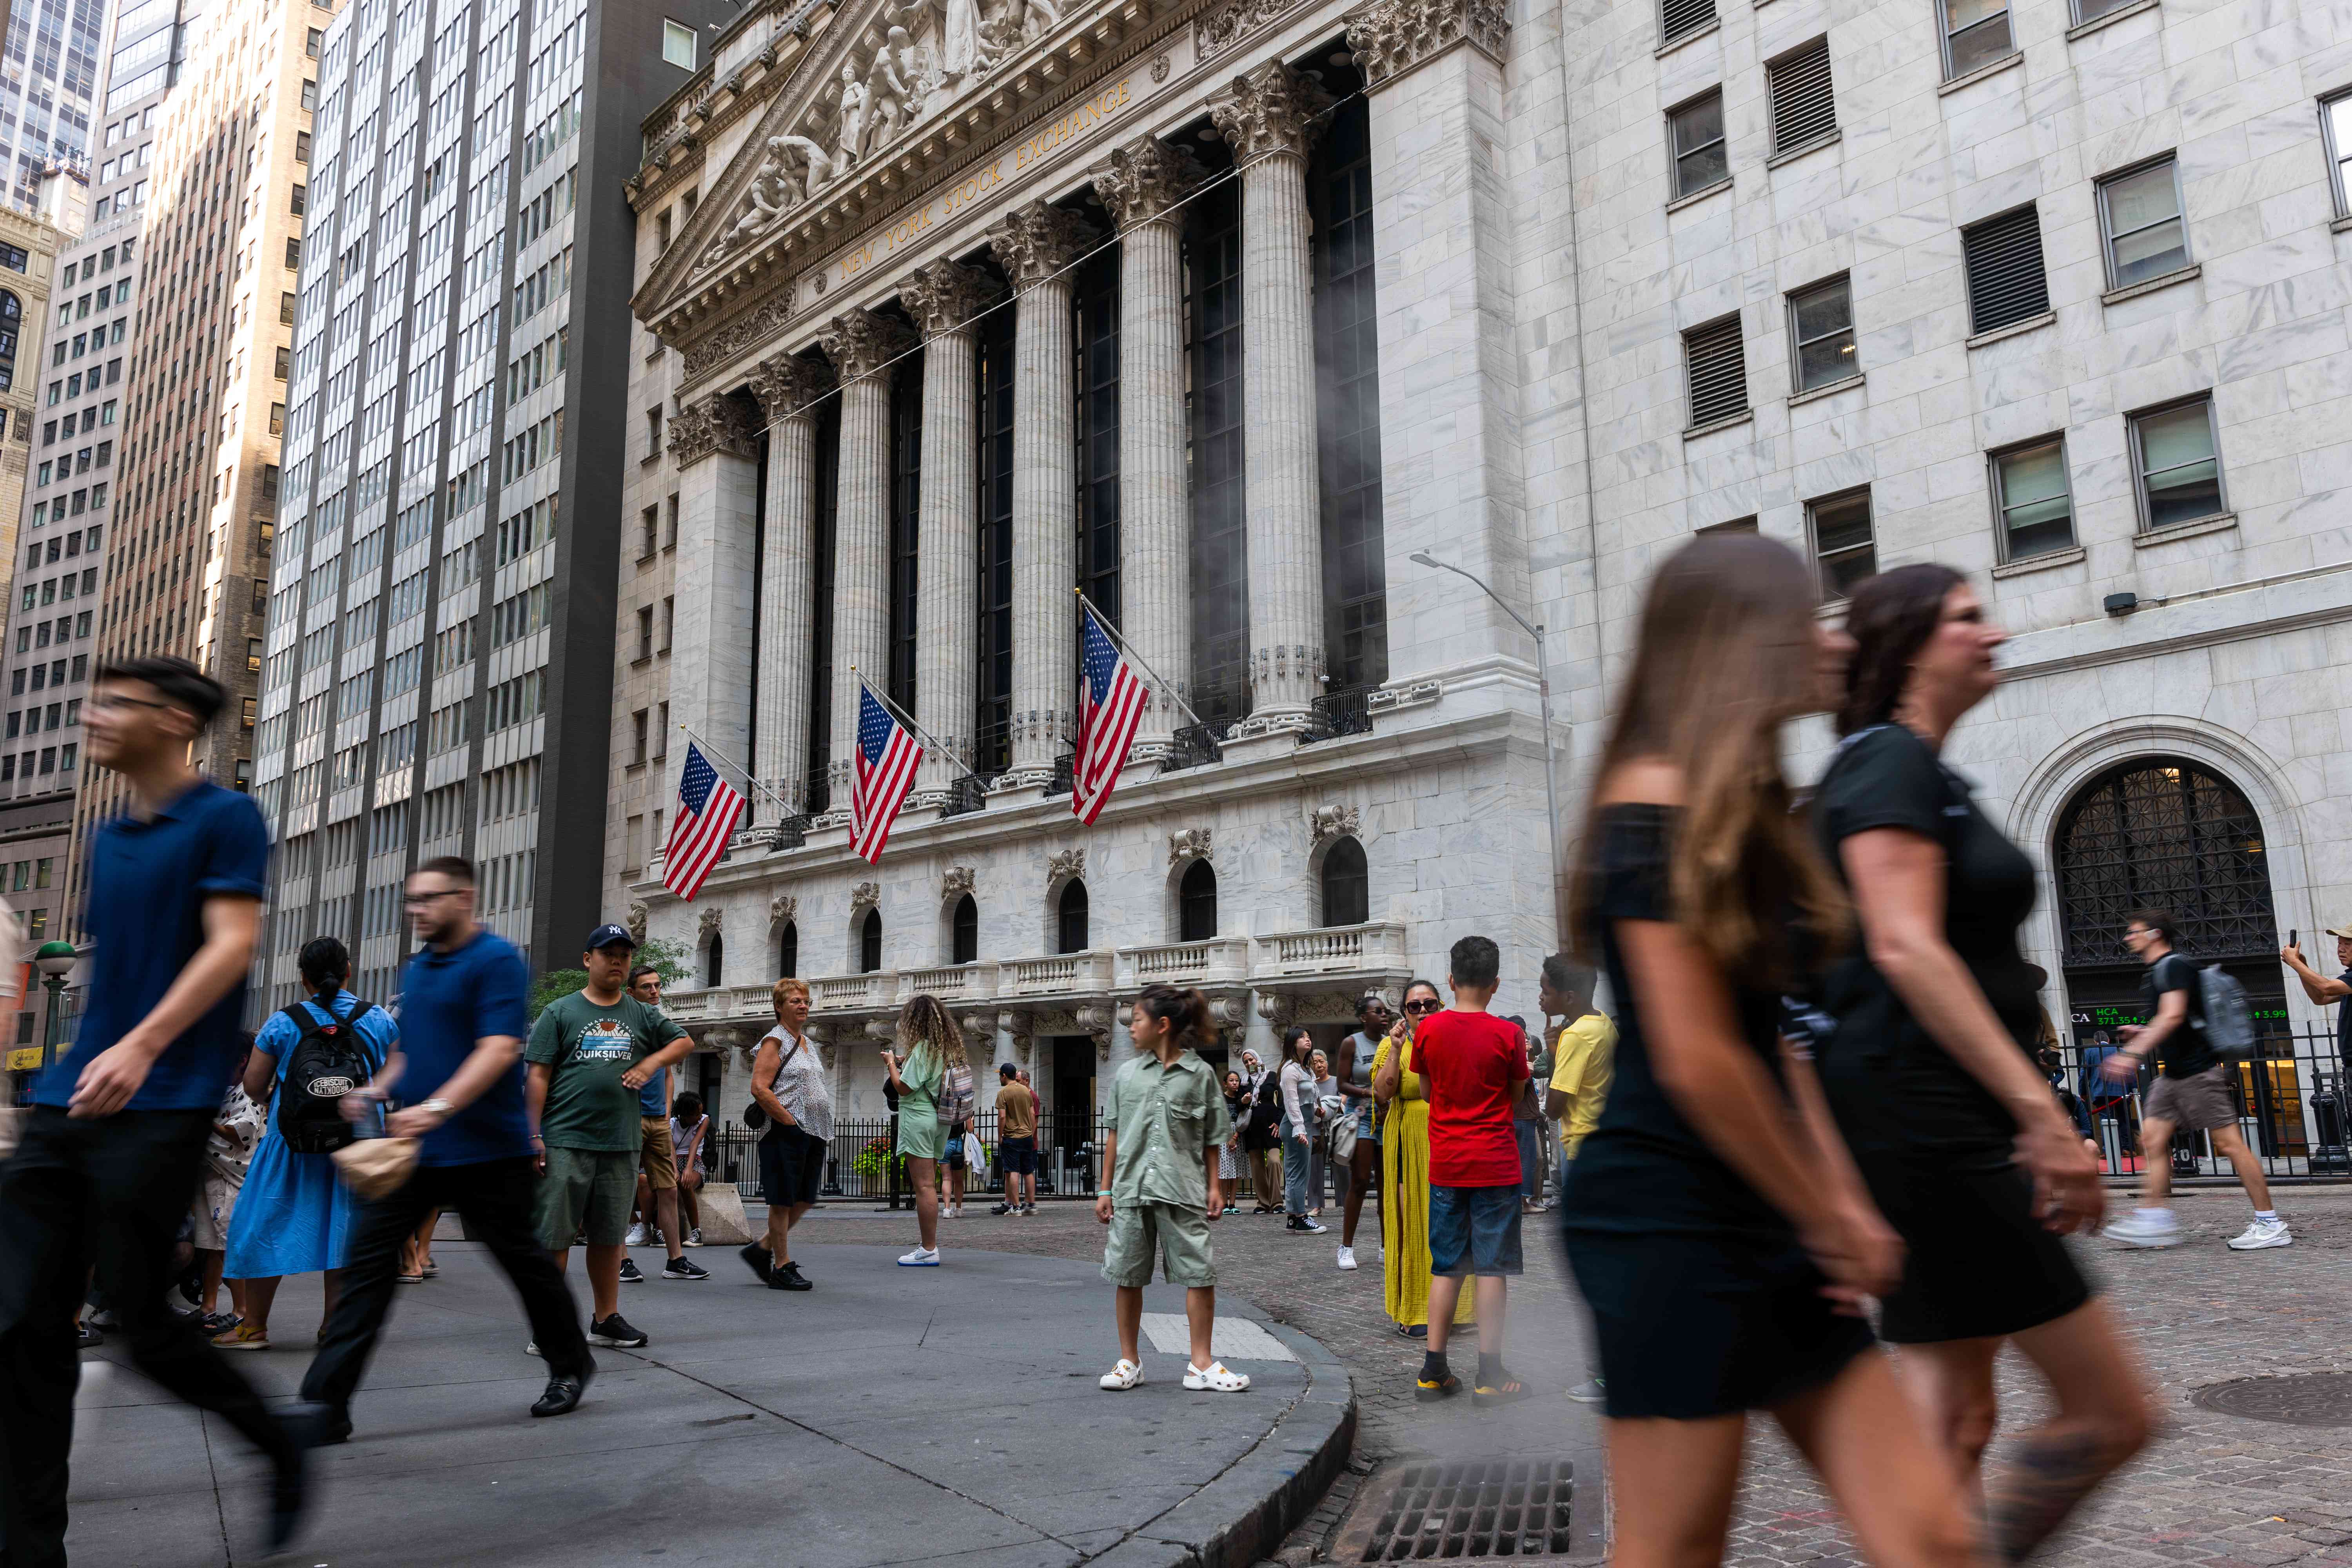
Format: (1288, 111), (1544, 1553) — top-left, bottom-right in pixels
(2289, 929), (2299, 949)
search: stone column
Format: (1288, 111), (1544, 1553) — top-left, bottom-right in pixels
(817, 307), (916, 818)
(746, 352), (835, 819)
(1093, 136), (1204, 763)
(664, 391), (761, 812)
(984, 200), (1098, 789)
(899, 258), (1002, 802)
(1210, 62), (1334, 741)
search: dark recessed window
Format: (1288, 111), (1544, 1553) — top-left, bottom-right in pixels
(1766, 39), (1837, 156)
(1961, 205), (2049, 334)
(1179, 860), (1218, 942)
(858, 908), (882, 973)
(1057, 879), (1089, 955)
(1808, 489), (1875, 601)
(1321, 837), (1369, 927)
(951, 895), (977, 965)
(1992, 438), (2076, 561)
(1683, 314), (1748, 428)
(1668, 90), (1728, 200)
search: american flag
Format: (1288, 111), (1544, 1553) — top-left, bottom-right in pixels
(660, 742), (746, 901)
(851, 684), (923, 863)
(1073, 604), (1148, 825)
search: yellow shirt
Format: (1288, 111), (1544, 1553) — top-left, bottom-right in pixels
(1549, 1013), (1617, 1158)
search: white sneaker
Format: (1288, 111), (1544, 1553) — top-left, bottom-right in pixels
(2227, 1216), (2293, 1250)
(1336, 1246), (1357, 1271)
(624, 1223), (650, 1248)
(684, 1228), (703, 1247)
(525, 1341), (541, 1357)
(1099, 1357), (1144, 1391)
(1184, 1360), (1250, 1392)
(1566, 1377), (1606, 1405)
(2101, 1210), (2183, 1249)
(898, 1247), (942, 1267)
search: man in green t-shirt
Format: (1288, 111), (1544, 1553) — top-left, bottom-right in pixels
(526, 923), (692, 1349)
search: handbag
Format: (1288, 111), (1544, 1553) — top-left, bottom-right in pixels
(744, 1030), (806, 1129)
(332, 1135), (419, 1200)
(1328, 1106), (1359, 1164)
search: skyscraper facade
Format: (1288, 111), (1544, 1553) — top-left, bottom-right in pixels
(0, 0), (107, 210)
(247, 0), (730, 1001)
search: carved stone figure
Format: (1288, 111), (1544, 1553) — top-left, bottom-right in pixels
(1020, 0), (1060, 41)
(774, 132), (845, 200)
(851, 880), (882, 911)
(942, 865), (976, 898)
(1309, 802), (1361, 843)
(835, 61), (870, 165)
(769, 892), (799, 929)
(1045, 847), (1086, 884)
(864, 35), (915, 150)
(937, 0), (982, 80)
(1168, 828), (1213, 864)
(698, 906), (724, 940)
(626, 903), (648, 942)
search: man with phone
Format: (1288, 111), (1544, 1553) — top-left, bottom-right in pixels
(2281, 925), (2352, 1080)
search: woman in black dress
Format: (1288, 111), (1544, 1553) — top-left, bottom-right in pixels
(1814, 564), (2148, 1558)
(1563, 534), (1978, 1567)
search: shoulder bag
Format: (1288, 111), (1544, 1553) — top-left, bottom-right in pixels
(744, 1029), (806, 1130)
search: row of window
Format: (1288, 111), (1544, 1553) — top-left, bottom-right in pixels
(18, 569), (98, 612)
(22, 526), (101, 571)
(0, 745), (77, 783)
(32, 485), (110, 530)
(10, 656), (87, 693)
(7, 699), (81, 739)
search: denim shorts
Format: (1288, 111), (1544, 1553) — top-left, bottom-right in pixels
(998, 1134), (1037, 1175)
(1428, 1183), (1524, 1278)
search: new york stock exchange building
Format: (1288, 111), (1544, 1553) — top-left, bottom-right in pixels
(610, 0), (2352, 1158)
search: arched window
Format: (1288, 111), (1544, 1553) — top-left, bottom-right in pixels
(951, 894), (978, 964)
(858, 907), (883, 973)
(1057, 879), (1089, 954)
(1320, 836), (1368, 926)
(705, 933), (724, 988)
(1179, 860), (1218, 942)
(777, 920), (799, 979)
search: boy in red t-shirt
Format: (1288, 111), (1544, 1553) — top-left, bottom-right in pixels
(1382, 933), (1530, 1406)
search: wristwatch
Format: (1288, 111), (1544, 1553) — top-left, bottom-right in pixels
(417, 1098), (456, 1118)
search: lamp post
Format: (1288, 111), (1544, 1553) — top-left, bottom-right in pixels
(1406, 553), (1567, 946)
(33, 939), (75, 1075)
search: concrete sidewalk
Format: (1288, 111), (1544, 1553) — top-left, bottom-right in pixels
(65, 1241), (1354, 1568)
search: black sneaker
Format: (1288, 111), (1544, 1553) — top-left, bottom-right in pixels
(1287, 1215), (1327, 1234)
(738, 1243), (774, 1284)
(991, 1202), (1013, 1216)
(618, 1258), (646, 1284)
(588, 1313), (648, 1348)
(663, 1255), (711, 1281)
(768, 1261), (812, 1292)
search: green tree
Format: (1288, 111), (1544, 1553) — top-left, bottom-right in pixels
(527, 938), (691, 1020)
(530, 969), (588, 1018)
(635, 937), (691, 987)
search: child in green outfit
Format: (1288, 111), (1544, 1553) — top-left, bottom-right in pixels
(1096, 984), (1249, 1393)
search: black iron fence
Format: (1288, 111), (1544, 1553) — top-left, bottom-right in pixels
(2053, 1025), (2350, 1181)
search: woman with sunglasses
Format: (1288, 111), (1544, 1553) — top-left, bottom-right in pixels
(1370, 982), (1475, 1339)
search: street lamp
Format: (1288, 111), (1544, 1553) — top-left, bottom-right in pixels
(32, 940), (74, 1074)
(1406, 552), (1568, 946)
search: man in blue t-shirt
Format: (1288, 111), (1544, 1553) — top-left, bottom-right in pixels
(0, 657), (312, 1561)
(299, 855), (595, 1438)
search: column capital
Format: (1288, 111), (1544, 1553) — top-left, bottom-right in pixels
(1345, 0), (1508, 87)
(1090, 136), (1207, 232)
(667, 391), (760, 466)
(819, 306), (918, 381)
(1207, 60), (1334, 164)
(984, 199), (1099, 289)
(900, 257), (1004, 339)
(746, 352), (834, 425)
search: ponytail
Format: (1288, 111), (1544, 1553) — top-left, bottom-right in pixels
(1136, 984), (1211, 1051)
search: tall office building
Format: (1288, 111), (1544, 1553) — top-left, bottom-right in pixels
(247, 0), (731, 1001)
(71, 0), (326, 926)
(0, 0), (107, 210)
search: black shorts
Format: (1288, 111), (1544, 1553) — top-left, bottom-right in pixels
(759, 1125), (826, 1209)
(1857, 1146), (2092, 1344)
(998, 1134), (1036, 1175)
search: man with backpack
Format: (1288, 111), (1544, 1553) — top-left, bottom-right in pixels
(2098, 909), (2290, 1251)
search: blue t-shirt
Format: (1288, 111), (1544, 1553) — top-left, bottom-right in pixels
(252, 990), (400, 1138)
(34, 780), (268, 1112)
(395, 928), (532, 1166)
(636, 1056), (669, 1117)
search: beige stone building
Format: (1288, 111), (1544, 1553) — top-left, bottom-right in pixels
(0, 198), (71, 613)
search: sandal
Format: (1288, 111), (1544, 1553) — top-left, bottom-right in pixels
(1185, 1360), (1250, 1392)
(1473, 1370), (1532, 1408)
(396, 1272), (425, 1284)
(1098, 1358), (1145, 1391)
(214, 1324), (271, 1351)
(1415, 1370), (1462, 1402)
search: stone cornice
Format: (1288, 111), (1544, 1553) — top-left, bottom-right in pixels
(984, 200), (1100, 287)
(1344, 0), (1507, 87)
(899, 257), (1004, 338)
(1206, 58), (1332, 163)
(1091, 134), (1206, 229)
(667, 391), (762, 466)
(747, 351), (836, 423)
(819, 307), (918, 379)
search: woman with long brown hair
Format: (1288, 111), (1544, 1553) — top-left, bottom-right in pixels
(1561, 533), (1980, 1567)
(1812, 564), (2147, 1555)
(881, 993), (968, 1267)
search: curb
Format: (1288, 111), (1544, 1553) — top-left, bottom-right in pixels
(1085, 1319), (1359, 1568)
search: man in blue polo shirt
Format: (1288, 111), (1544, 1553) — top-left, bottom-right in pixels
(0, 656), (310, 1564)
(299, 855), (595, 1439)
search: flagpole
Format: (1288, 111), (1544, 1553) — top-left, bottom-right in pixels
(1072, 588), (1212, 732)
(848, 669), (991, 786)
(674, 724), (799, 819)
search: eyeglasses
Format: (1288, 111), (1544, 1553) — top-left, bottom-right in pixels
(87, 693), (174, 714)
(1403, 999), (1441, 1014)
(403, 889), (465, 907)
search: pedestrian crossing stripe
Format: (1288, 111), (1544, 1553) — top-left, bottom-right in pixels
(1139, 1314), (1298, 1362)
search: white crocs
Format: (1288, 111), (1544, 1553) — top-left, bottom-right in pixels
(1184, 1360), (1250, 1392)
(1099, 1358), (1145, 1390)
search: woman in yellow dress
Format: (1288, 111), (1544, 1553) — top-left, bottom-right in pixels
(1373, 979), (1474, 1336)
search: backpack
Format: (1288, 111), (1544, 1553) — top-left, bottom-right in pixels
(277, 994), (374, 1155)
(2194, 965), (2257, 1061)
(935, 1056), (976, 1130)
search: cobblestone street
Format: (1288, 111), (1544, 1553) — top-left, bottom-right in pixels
(796, 1183), (2352, 1564)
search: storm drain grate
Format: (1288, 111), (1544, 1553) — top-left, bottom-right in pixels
(1336, 1457), (1574, 1562)
(2191, 1373), (2352, 1428)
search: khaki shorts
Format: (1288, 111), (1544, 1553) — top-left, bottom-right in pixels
(1101, 1200), (1215, 1289)
(2144, 1064), (2237, 1134)
(191, 1172), (240, 1250)
(639, 1117), (678, 1190)
(537, 1146), (637, 1249)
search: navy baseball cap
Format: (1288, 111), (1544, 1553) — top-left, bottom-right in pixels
(586, 923), (638, 952)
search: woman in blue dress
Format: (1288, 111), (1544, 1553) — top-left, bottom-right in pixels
(220, 937), (399, 1350)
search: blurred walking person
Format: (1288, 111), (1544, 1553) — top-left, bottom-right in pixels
(191, 1060), (265, 1338)
(1816, 563), (2148, 1557)
(1539, 956), (1615, 1405)
(1562, 537), (1984, 1567)
(746, 978), (828, 1290)
(303, 857), (595, 1437)
(1372, 982), (1475, 1340)
(0, 657), (312, 1561)
(881, 994), (971, 1266)
(221, 937), (398, 1349)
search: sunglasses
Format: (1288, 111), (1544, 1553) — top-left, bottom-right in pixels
(1403, 999), (1441, 1014)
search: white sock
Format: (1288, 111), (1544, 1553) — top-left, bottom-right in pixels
(2255, 1210), (2278, 1222)
(2138, 1207), (2172, 1220)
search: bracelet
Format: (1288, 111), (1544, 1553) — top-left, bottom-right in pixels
(1096, 1189), (1112, 1197)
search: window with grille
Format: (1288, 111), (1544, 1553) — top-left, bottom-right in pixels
(1938, 0), (2012, 79)
(2098, 158), (2190, 287)
(1314, 96), (1388, 695)
(2326, 92), (2352, 218)
(1960, 205), (2049, 334)
(1661, 0), (1714, 46)
(1807, 489), (1874, 600)
(1683, 314), (1748, 429)
(1766, 39), (1836, 155)
(974, 300), (1016, 776)
(1188, 177), (1250, 727)
(806, 400), (841, 799)
(887, 353), (923, 711)
(1076, 247), (1121, 631)
(1668, 91), (1728, 199)
(1991, 438), (2075, 561)
(2129, 397), (2224, 531)
(1787, 276), (1856, 391)
(2054, 760), (2278, 969)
